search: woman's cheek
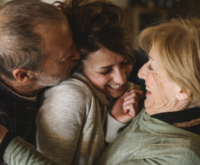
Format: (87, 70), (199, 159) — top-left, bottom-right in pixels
(153, 74), (168, 106)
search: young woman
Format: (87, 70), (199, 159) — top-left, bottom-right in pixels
(29, 1), (143, 165)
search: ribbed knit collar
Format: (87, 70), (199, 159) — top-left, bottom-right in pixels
(150, 107), (200, 135)
(150, 107), (200, 125)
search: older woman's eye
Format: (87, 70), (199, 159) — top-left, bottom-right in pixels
(100, 69), (111, 75)
(148, 64), (153, 70)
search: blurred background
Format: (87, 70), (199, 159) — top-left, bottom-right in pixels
(1, 0), (200, 50)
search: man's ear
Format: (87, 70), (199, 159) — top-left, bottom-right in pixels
(13, 68), (36, 85)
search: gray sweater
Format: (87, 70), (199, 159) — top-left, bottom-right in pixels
(35, 72), (135, 165)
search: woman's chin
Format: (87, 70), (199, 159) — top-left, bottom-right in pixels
(144, 100), (155, 114)
(144, 99), (152, 108)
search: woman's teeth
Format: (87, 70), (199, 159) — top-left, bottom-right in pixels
(146, 87), (151, 92)
(108, 84), (122, 89)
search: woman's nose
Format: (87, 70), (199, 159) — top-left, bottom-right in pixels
(138, 63), (148, 80)
(113, 68), (127, 84)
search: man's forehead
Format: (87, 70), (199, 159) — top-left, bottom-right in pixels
(37, 20), (73, 60)
(36, 19), (70, 34)
(36, 20), (72, 46)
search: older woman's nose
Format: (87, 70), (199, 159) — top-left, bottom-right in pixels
(138, 63), (147, 80)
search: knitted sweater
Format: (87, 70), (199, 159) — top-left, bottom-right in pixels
(95, 108), (200, 165)
(35, 72), (135, 165)
(0, 82), (41, 145)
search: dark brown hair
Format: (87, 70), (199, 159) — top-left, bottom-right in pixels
(57, 0), (134, 71)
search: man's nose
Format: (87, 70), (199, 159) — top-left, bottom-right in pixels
(71, 44), (80, 60)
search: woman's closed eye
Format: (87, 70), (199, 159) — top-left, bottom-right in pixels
(100, 69), (112, 75)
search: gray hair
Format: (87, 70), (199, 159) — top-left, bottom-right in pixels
(0, 0), (66, 81)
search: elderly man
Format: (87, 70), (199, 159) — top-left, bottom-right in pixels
(0, 0), (80, 146)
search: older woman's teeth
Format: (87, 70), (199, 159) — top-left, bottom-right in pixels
(146, 87), (151, 92)
(109, 84), (122, 89)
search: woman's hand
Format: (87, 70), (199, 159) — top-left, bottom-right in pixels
(110, 87), (143, 124)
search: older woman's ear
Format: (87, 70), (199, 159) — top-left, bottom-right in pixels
(177, 90), (191, 101)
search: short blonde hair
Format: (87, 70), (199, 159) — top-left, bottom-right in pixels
(139, 17), (200, 106)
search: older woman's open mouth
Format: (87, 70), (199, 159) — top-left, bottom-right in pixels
(146, 86), (151, 96)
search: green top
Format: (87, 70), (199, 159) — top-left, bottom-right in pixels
(3, 137), (56, 165)
(95, 108), (200, 165)
(3, 108), (200, 165)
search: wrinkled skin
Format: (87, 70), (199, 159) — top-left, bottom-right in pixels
(138, 46), (189, 115)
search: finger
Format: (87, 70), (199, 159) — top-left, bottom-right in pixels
(124, 92), (138, 102)
(127, 108), (136, 118)
(120, 86), (138, 99)
(124, 90), (143, 102)
(128, 111), (134, 118)
(123, 108), (129, 114)
(120, 87), (136, 99)
(123, 97), (138, 107)
(123, 103), (138, 117)
(125, 103), (138, 113)
(122, 108), (134, 117)
(128, 88), (143, 96)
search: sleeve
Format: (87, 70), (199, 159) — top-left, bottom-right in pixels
(115, 152), (200, 165)
(105, 112), (127, 143)
(112, 140), (200, 165)
(3, 137), (57, 165)
(105, 82), (143, 143)
(36, 80), (92, 165)
(115, 159), (165, 165)
(0, 131), (17, 162)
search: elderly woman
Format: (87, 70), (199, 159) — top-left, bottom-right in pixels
(95, 17), (200, 165)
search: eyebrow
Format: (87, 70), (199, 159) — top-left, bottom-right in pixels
(99, 57), (127, 69)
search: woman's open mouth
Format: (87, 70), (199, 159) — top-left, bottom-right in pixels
(107, 84), (124, 90)
(146, 86), (151, 96)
